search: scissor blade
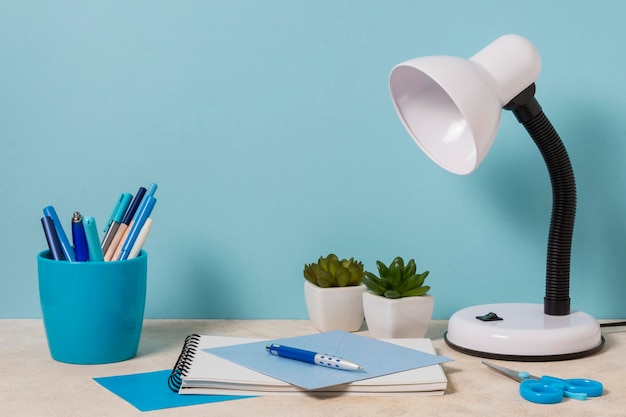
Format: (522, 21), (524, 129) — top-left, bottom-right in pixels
(482, 361), (538, 382)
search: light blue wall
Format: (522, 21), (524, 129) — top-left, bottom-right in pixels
(1, 1), (625, 319)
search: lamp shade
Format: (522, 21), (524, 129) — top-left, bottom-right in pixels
(389, 34), (542, 175)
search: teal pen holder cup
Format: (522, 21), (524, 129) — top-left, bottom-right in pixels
(37, 250), (147, 364)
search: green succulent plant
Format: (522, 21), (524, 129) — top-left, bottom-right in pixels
(363, 257), (430, 299)
(303, 253), (365, 288)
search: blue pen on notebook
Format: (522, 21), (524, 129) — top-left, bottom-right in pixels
(41, 216), (66, 260)
(83, 216), (104, 262)
(118, 195), (156, 261)
(266, 344), (364, 371)
(72, 212), (89, 261)
(43, 206), (76, 262)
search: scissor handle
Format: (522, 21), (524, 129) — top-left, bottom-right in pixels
(542, 376), (604, 398)
(520, 380), (563, 404)
(521, 376), (604, 404)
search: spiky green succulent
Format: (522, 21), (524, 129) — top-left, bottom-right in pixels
(363, 257), (430, 299)
(304, 253), (365, 288)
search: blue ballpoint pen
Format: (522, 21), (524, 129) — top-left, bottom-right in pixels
(83, 216), (104, 262)
(145, 182), (158, 199)
(43, 206), (76, 262)
(118, 195), (157, 261)
(41, 216), (66, 260)
(72, 212), (89, 262)
(266, 344), (364, 371)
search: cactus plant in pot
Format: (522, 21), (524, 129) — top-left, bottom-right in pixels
(303, 253), (367, 332)
(362, 256), (434, 338)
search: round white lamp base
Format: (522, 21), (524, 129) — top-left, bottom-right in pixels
(444, 303), (604, 361)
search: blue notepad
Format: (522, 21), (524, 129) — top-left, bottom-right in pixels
(205, 330), (451, 391)
(94, 370), (252, 412)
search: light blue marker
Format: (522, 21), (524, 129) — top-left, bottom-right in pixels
(100, 193), (133, 253)
(103, 193), (124, 233)
(118, 196), (156, 260)
(82, 216), (104, 262)
(112, 193), (133, 225)
(43, 206), (76, 262)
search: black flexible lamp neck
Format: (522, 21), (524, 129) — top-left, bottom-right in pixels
(504, 84), (575, 316)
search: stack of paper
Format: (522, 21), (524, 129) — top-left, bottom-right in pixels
(174, 331), (451, 396)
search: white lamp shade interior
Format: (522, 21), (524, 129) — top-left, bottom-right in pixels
(389, 34), (542, 175)
(390, 58), (501, 175)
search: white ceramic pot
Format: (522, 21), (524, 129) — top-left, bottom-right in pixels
(363, 291), (434, 338)
(304, 281), (366, 332)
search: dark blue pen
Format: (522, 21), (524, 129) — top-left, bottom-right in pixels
(41, 216), (66, 260)
(72, 212), (90, 261)
(121, 187), (147, 225)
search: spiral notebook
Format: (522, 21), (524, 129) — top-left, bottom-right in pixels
(169, 331), (450, 396)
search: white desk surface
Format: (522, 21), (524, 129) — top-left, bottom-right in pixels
(1, 319), (624, 416)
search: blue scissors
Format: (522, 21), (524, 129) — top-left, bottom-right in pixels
(482, 361), (603, 404)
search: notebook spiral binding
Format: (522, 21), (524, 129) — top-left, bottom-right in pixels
(168, 334), (201, 392)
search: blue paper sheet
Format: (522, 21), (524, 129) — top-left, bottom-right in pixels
(94, 369), (252, 412)
(205, 330), (451, 391)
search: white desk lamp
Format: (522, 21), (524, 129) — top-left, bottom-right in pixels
(389, 34), (604, 360)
